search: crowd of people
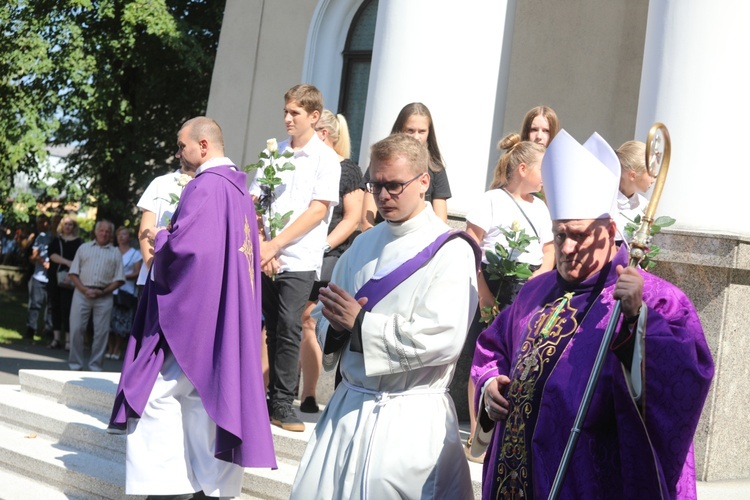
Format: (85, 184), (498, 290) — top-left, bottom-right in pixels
(13, 213), (140, 370)
(9, 83), (714, 499)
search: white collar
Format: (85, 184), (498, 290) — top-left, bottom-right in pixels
(197, 157), (236, 175)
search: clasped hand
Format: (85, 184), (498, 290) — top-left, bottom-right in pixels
(319, 283), (368, 332)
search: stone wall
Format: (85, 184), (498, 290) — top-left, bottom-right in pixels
(651, 229), (750, 481)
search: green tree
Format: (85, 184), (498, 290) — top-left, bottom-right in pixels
(0, 0), (225, 225)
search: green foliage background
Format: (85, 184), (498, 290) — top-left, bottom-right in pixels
(0, 0), (226, 226)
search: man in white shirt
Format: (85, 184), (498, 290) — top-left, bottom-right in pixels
(249, 84), (340, 432)
(135, 166), (196, 285)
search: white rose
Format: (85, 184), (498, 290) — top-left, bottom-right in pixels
(266, 138), (278, 153)
(177, 174), (192, 187)
(511, 220), (521, 232)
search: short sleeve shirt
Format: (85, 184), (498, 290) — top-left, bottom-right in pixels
(136, 169), (183, 285)
(69, 241), (126, 288)
(328, 158), (364, 257)
(466, 189), (553, 266)
(249, 134), (341, 275)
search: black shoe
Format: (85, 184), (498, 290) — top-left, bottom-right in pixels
(106, 424), (126, 435)
(24, 327), (36, 339)
(299, 396), (319, 413)
(271, 404), (305, 432)
(47, 339), (63, 350)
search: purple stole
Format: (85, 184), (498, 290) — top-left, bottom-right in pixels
(354, 230), (480, 310)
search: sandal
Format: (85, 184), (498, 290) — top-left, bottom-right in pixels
(47, 339), (63, 350)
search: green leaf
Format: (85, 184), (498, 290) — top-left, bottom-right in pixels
(653, 215), (676, 227)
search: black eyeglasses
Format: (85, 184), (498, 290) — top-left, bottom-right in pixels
(366, 173), (424, 195)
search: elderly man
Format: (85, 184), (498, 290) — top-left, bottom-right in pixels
(109, 117), (276, 498)
(291, 134), (479, 499)
(471, 130), (714, 499)
(68, 220), (124, 371)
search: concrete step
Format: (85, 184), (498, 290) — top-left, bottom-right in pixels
(0, 385), (124, 461)
(242, 457), (298, 499)
(0, 423), (144, 500)
(7, 369), (485, 498)
(18, 369), (119, 416)
(0, 466), (84, 500)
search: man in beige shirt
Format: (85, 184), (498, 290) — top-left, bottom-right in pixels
(68, 220), (125, 371)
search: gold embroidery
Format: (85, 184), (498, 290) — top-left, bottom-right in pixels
(496, 292), (578, 499)
(238, 216), (255, 292)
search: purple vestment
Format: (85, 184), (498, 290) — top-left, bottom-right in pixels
(110, 165), (276, 469)
(471, 245), (713, 499)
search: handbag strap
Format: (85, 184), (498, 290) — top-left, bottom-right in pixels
(57, 238), (68, 271)
(501, 188), (539, 239)
(123, 248), (137, 268)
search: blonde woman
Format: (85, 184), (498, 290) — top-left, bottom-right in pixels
(615, 140), (655, 242)
(298, 110), (364, 412)
(47, 215), (83, 350)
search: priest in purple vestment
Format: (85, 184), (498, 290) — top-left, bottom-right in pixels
(109, 117), (276, 497)
(470, 130), (713, 499)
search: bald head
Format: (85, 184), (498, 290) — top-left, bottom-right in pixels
(181, 117), (225, 153)
(176, 117), (225, 172)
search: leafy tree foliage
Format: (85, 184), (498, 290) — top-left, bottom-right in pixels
(0, 0), (225, 225)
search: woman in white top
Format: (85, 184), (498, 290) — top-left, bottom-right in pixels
(462, 134), (553, 462)
(466, 134), (554, 312)
(107, 226), (142, 360)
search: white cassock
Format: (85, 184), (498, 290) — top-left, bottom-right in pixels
(291, 205), (477, 500)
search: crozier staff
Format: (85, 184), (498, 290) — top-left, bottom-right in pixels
(471, 129), (714, 499)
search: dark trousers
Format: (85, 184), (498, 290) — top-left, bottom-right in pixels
(261, 271), (316, 408)
(27, 278), (52, 332)
(48, 285), (74, 333)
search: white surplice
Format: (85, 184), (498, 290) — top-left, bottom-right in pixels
(291, 205), (477, 500)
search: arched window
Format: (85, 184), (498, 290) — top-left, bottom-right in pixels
(338, 0), (377, 161)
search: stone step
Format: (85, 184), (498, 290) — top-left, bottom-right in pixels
(8, 369), (484, 498)
(0, 466), (83, 500)
(0, 385), (124, 461)
(242, 457), (298, 499)
(18, 369), (120, 416)
(0, 423), (143, 500)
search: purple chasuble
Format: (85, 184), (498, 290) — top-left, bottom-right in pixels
(110, 165), (276, 469)
(471, 245), (713, 499)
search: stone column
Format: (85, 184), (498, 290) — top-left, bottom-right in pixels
(635, 0), (750, 235)
(359, 0), (513, 216)
(637, 0), (750, 482)
(358, 0), (515, 424)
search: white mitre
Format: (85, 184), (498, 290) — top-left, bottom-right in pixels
(541, 129), (620, 220)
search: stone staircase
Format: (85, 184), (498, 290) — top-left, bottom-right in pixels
(0, 370), (484, 499)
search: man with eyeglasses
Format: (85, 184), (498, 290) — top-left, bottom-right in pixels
(291, 133), (479, 499)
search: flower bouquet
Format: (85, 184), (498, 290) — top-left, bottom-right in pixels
(481, 222), (537, 324)
(245, 138), (296, 238)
